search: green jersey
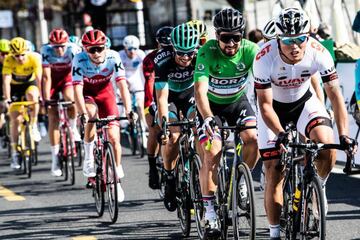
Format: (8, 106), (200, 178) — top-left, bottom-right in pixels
(194, 39), (259, 104)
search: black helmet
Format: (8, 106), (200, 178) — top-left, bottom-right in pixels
(213, 8), (246, 34)
(156, 26), (173, 46)
(275, 8), (310, 36)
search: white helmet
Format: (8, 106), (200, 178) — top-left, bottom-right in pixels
(123, 35), (140, 49)
(262, 18), (277, 40)
(275, 7), (310, 36)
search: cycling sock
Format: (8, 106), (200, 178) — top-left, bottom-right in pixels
(148, 154), (157, 170)
(269, 224), (280, 238)
(84, 140), (95, 160)
(50, 145), (60, 162)
(30, 116), (38, 127)
(11, 143), (17, 153)
(203, 195), (216, 220)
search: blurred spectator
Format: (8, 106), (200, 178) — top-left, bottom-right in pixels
(83, 0), (112, 34)
(247, 28), (263, 44)
(318, 23), (332, 40)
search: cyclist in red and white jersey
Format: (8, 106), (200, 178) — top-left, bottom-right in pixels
(72, 29), (133, 202)
(253, 8), (357, 239)
(143, 26), (173, 189)
(41, 28), (82, 176)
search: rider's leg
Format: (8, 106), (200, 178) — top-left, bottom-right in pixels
(9, 110), (21, 169)
(240, 126), (259, 169)
(63, 85), (80, 140)
(25, 86), (41, 141)
(145, 111), (160, 189)
(82, 103), (97, 177)
(108, 123), (123, 177)
(48, 106), (61, 176)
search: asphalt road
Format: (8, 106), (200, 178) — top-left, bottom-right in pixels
(0, 136), (359, 240)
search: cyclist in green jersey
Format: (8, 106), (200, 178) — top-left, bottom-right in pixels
(155, 23), (199, 212)
(194, 8), (259, 237)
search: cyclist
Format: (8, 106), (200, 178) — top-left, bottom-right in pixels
(143, 26), (173, 189)
(2, 37), (42, 169)
(0, 39), (10, 143)
(187, 20), (208, 47)
(194, 8), (259, 237)
(72, 29), (133, 202)
(156, 23), (199, 211)
(119, 35), (146, 143)
(253, 8), (357, 239)
(41, 28), (82, 176)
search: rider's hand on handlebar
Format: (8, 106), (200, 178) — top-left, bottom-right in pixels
(275, 131), (290, 153)
(0, 100), (9, 113)
(202, 116), (217, 138)
(339, 135), (358, 155)
(79, 113), (89, 125)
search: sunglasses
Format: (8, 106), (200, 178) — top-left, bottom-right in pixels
(87, 46), (105, 54)
(14, 54), (26, 58)
(175, 50), (195, 57)
(127, 47), (138, 51)
(280, 35), (308, 46)
(219, 34), (242, 44)
(53, 45), (66, 49)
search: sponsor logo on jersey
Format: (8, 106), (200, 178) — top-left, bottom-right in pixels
(209, 76), (246, 86)
(273, 78), (306, 87)
(154, 50), (172, 65)
(168, 70), (194, 79)
(236, 62), (246, 71)
(256, 44), (271, 60)
(197, 63), (205, 71)
(84, 74), (112, 84)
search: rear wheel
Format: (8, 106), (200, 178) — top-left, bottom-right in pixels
(75, 141), (83, 167)
(190, 154), (205, 239)
(300, 176), (326, 240)
(136, 120), (145, 158)
(280, 178), (295, 239)
(105, 144), (118, 223)
(65, 128), (75, 185)
(232, 162), (256, 239)
(25, 124), (33, 178)
(156, 154), (165, 199)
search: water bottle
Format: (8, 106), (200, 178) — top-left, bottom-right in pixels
(292, 184), (301, 212)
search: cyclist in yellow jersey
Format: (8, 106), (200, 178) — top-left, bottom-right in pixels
(2, 37), (42, 169)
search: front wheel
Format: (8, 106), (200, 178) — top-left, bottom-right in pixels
(66, 128), (75, 185)
(190, 154), (205, 239)
(105, 144), (118, 223)
(232, 162), (256, 240)
(94, 153), (105, 217)
(25, 125), (33, 178)
(300, 176), (326, 240)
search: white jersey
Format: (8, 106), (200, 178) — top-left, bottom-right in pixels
(253, 37), (337, 103)
(119, 49), (146, 92)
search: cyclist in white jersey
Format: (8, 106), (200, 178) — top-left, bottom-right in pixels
(253, 8), (357, 240)
(119, 35), (146, 135)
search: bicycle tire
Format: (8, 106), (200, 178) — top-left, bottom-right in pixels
(25, 125), (33, 178)
(175, 155), (191, 237)
(300, 176), (326, 240)
(33, 142), (38, 166)
(218, 161), (229, 240)
(129, 123), (137, 156)
(94, 150), (105, 217)
(62, 128), (69, 182)
(136, 120), (145, 158)
(105, 143), (119, 223)
(75, 141), (83, 167)
(232, 162), (256, 240)
(157, 155), (166, 199)
(280, 178), (296, 240)
(190, 154), (205, 240)
(65, 128), (75, 185)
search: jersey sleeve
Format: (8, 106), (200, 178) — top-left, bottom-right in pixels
(194, 46), (210, 83)
(314, 42), (338, 84)
(252, 44), (272, 89)
(111, 51), (126, 82)
(71, 53), (84, 85)
(154, 59), (168, 90)
(40, 46), (50, 67)
(32, 54), (42, 78)
(2, 56), (12, 75)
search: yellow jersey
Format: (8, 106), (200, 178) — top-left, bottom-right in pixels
(2, 52), (42, 85)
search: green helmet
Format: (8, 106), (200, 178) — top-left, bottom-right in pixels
(171, 23), (199, 52)
(0, 39), (10, 53)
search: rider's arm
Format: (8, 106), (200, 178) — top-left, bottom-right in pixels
(2, 74), (11, 101)
(33, 54), (43, 99)
(195, 80), (213, 119)
(311, 74), (325, 104)
(156, 87), (169, 128)
(324, 79), (349, 136)
(42, 67), (52, 101)
(116, 80), (132, 114)
(74, 84), (87, 115)
(71, 54), (86, 115)
(256, 88), (284, 135)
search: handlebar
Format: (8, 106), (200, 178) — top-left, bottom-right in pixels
(45, 99), (74, 107)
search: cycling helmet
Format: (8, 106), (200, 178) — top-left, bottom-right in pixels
(187, 20), (208, 39)
(171, 23), (199, 52)
(105, 37), (111, 48)
(213, 8), (246, 34)
(69, 35), (80, 44)
(49, 28), (69, 45)
(9, 37), (27, 54)
(262, 18), (277, 40)
(0, 39), (10, 53)
(81, 29), (106, 47)
(155, 26), (173, 46)
(26, 40), (35, 52)
(123, 35), (140, 49)
(275, 7), (310, 36)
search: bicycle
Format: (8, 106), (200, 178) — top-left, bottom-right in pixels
(46, 99), (77, 185)
(0, 114), (11, 158)
(118, 90), (146, 157)
(278, 123), (353, 240)
(85, 116), (127, 223)
(209, 122), (256, 239)
(162, 117), (197, 237)
(9, 101), (38, 178)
